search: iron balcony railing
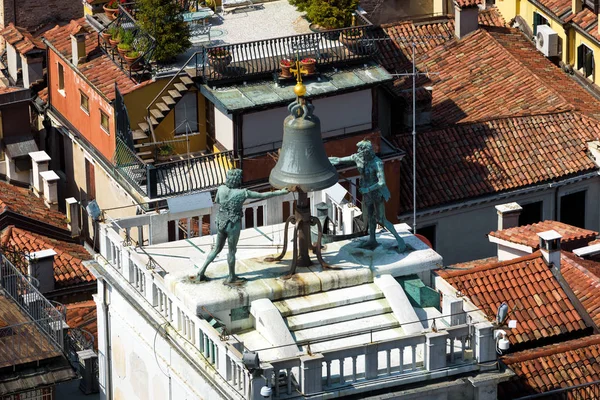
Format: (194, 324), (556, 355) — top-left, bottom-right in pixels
(114, 137), (235, 199)
(0, 254), (65, 365)
(198, 24), (384, 84)
(98, 2), (156, 81)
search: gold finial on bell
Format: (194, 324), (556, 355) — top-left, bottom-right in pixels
(290, 58), (308, 98)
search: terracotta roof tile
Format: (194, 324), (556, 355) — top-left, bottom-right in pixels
(0, 23), (44, 55)
(437, 251), (588, 345)
(568, 8), (600, 41)
(43, 18), (150, 101)
(0, 180), (67, 229)
(455, 0), (482, 7)
(500, 335), (600, 397)
(1, 226), (94, 288)
(537, 0), (572, 19)
(65, 300), (97, 349)
(490, 221), (598, 250)
(394, 112), (599, 213)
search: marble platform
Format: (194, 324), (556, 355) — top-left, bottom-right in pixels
(136, 223), (443, 316)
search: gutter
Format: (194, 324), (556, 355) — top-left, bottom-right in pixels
(399, 170), (600, 220)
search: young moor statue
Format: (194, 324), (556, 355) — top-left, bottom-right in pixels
(193, 169), (288, 284)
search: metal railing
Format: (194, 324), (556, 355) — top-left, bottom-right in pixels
(0, 254), (65, 364)
(151, 150), (235, 197)
(114, 137), (148, 196)
(198, 24), (383, 83)
(98, 2), (156, 81)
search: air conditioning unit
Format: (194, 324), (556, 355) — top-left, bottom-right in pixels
(536, 25), (558, 57)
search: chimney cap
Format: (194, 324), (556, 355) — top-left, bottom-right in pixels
(538, 230), (562, 241)
(39, 170), (60, 182)
(495, 202), (523, 214)
(28, 249), (57, 260)
(29, 150), (51, 163)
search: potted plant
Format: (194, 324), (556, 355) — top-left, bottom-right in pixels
(101, 29), (112, 44)
(124, 50), (142, 70)
(207, 48), (232, 73)
(117, 29), (133, 57)
(156, 144), (174, 162)
(300, 57), (316, 74)
(339, 28), (364, 54)
(280, 58), (293, 78)
(104, 0), (120, 20)
(108, 26), (121, 48)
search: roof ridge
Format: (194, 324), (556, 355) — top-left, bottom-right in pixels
(438, 251), (542, 278)
(478, 28), (576, 114)
(502, 334), (600, 364)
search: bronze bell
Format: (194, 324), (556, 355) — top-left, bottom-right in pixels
(269, 100), (338, 192)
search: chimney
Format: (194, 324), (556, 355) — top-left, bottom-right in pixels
(66, 197), (80, 237)
(21, 52), (44, 89)
(39, 170), (60, 210)
(28, 249), (57, 294)
(454, 1), (479, 39)
(71, 33), (86, 66)
(29, 151), (51, 197)
(495, 202), (522, 231)
(538, 230), (562, 270)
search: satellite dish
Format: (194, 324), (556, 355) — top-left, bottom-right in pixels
(86, 200), (102, 221)
(496, 302), (509, 325)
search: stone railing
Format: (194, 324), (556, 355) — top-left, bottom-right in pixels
(98, 216), (498, 399)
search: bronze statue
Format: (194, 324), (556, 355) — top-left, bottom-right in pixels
(193, 169), (288, 284)
(329, 140), (406, 252)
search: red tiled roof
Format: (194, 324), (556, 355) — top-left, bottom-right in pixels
(0, 181), (67, 229)
(500, 335), (600, 397)
(1, 226), (94, 289)
(0, 23), (44, 55)
(448, 256), (498, 270)
(66, 300), (97, 349)
(38, 87), (49, 102)
(537, 0), (572, 19)
(0, 86), (26, 95)
(455, 0), (481, 7)
(562, 252), (600, 327)
(437, 251), (588, 344)
(43, 18), (149, 101)
(489, 221), (598, 250)
(380, 9), (505, 74)
(567, 8), (600, 41)
(394, 112), (599, 213)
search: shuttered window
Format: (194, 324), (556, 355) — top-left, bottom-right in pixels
(533, 12), (548, 35)
(577, 44), (594, 78)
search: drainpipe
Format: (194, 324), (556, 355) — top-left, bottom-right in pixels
(13, 0), (17, 26)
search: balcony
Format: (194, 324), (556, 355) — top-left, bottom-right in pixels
(0, 254), (66, 367)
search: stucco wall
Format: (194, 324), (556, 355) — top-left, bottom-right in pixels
(402, 176), (600, 265)
(242, 90), (372, 155)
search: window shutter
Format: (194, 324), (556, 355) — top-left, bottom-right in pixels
(533, 13), (539, 35)
(578, 45), (584, 70)
(586, 50), (594, 77)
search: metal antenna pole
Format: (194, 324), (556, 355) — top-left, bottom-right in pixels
(412, 42), (417, 234)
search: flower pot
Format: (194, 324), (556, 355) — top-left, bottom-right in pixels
(124, 54), (142, 71)
(339, 30), (365, 55)
(101, 32), (112, 44)
(309, 23), (339, 40)
(301, 59), (316, 74)
(108, 38), (120, 49)
(280, 61), (292, 78)
(117, 46), (129, 58)
(208, 53), (232, 74)
(103, 5), (119, 20)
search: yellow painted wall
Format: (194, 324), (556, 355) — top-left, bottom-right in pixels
(522, 4), (570, 64)
(123, 79), (207, 156)
(496, 0), (520, 23)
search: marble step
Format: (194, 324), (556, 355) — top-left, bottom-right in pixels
(303, 327), (404, 354)
(286, 298), (391, 331)
(292, 313), (399, 344)
(274, 283), (383, 317)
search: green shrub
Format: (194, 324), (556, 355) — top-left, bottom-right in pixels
(289, 0), (358, 29)
(136, 0), (191, 63)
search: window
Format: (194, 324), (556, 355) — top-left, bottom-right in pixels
(100, 110), (110, 133)
(57, 62), (65, 93)
(560, 190), (586, 228)
(174, 92), (198, 135)
(80, 91), (89, 113)
(577, 44), (594, 78)
(416, 225), (436, 250)
(584, 0), (598, 13)
(533, 12), (548, 35)
(519, 201), (543, 226)
(85, 158), (96, 201)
